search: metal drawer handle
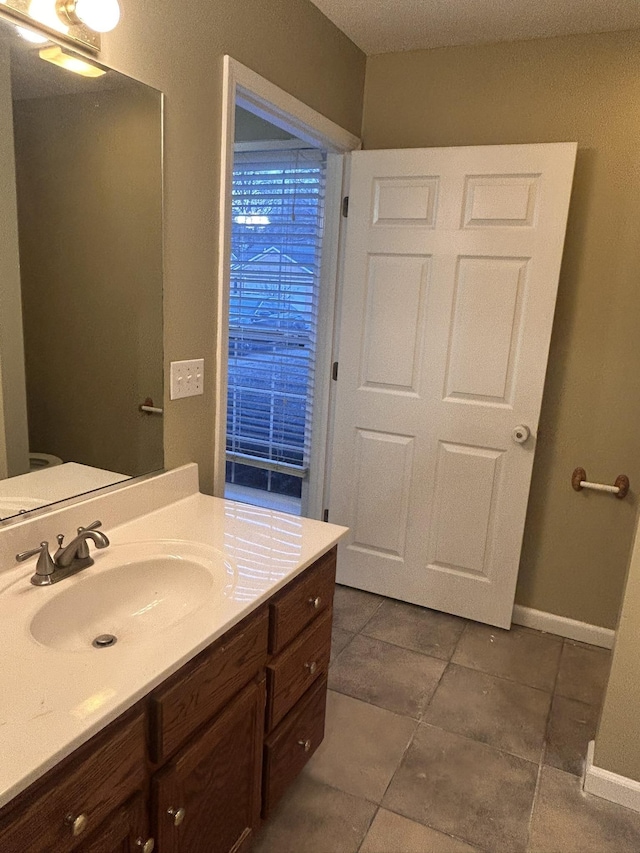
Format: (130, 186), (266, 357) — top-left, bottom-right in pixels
(65, 813), (89, 837)
(304, 661), (318, 675)
(308, 596), (321, 609)
(298, 739), (312, 752)
(136, 838), (156, 853)
(167, 806), (186, 827)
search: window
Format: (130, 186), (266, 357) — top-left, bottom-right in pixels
(226, 147), (327, 503)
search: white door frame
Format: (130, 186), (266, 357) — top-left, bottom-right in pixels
(214, 56), (360, 511)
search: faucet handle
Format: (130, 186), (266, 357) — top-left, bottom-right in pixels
(78, 520), (102, 535)
(16, 541), (56, 583)
(16, 542), (49, 563)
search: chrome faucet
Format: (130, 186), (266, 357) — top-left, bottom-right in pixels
(17, 520), (110, 586)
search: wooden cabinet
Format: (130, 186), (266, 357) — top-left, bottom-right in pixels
(153, 679), (264, 853)
(77, 794), (150, 853)
(0, 710), (147, 853)
(0, 547), (337, 853)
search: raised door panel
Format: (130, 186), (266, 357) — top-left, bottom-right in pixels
(444, 257), (527, 405)
(153, 679), (264, 853)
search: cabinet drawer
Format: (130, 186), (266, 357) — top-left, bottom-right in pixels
(266, 607), (332, 732)
(0, 711), (146, 853)
(150, 608), (268, 762)
(269, 547), (336, 655)
(263, 676), (328, 817)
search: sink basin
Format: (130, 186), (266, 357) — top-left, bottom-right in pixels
(29, 541), (236, 652)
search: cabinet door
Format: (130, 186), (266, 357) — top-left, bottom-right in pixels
(77, 793), (150, 853)
(153, 679), (265, 853)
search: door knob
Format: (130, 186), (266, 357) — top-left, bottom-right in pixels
(512, 425), (530, 444)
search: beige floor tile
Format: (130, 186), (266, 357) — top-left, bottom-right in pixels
(544, 694), (600, 776)
(452, 622), (562, 691)
(382, 724), (538, 853)
(303, 690), (417, 802)
(555, 640), (611, 707)
(423, 663), (551, 762)
(361, 599), (466, 661)
(333, 585), (384, 633)
(529, 766), (640, 853)
(331, 625), (355, 662)
(253, 775), (376, 853)
(328, 634), (446, 717)
(360, 809), (480, 853)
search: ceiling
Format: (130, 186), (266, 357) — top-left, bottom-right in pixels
(308, 0), (640, 55)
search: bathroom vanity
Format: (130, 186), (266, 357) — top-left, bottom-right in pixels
(0, 465), (346, 852)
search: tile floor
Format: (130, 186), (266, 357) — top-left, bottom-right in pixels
(253, 585), (640, 852)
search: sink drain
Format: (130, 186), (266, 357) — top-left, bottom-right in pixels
(92, 634), (117, 648)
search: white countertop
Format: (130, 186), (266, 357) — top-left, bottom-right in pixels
(0, 463), (128, 521)
(0, 466), (347, 808)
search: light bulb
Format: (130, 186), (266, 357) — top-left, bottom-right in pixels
(30, 0), (69, 34)
(73, 0), (120, 32)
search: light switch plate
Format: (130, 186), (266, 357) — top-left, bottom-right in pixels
(170, 359), (204, 400)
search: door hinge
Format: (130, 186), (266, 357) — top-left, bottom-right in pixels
(342, 196), (349, 218)
(323, 509), (329, 522)
(332, 362), (339, 381)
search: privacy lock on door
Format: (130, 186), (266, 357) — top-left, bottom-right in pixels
(512, 425), (531, 444)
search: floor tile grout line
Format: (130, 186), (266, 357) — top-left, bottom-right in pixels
(443, 658), (558, 696)
(376, 716), (421, 804)
(354, 595), (385, 634)
(525, 750), (546, 850)
(418, 719), (542, 769)
(379, 801), (492, 853)
(525, 635), (565, 849)
(355, 803), (380, 853)
(358, 626), (466, 663)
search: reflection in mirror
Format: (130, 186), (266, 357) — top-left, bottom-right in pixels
(0, 15), (163, 522)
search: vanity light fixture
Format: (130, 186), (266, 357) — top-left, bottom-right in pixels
(0, 0), (120, 51)
(29, 0), (68, 34)
(55, 0), (120, 33)
(39, 44), (106, 76)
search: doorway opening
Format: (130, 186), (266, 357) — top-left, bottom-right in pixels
(215, 57), (360, 517)
(224, 112), (327, 515)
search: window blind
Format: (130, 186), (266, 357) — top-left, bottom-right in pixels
(226, 147), (326, 484)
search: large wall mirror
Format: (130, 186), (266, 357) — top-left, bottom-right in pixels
(0, 14), (163, 523)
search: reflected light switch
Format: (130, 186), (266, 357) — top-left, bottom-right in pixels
(170, 359), (204, 400)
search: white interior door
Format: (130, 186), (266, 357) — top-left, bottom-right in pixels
(329, 143), (576, 628)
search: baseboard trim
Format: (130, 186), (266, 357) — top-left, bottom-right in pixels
(511, 604), (615, 649)
(584, 741), (640, 813)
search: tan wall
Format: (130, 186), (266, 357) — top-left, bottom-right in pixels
(99, 0), (365, 492)
(0, 47), (29, 480)
(362, 29), (640, 629)
(14, 87), (163, 477)
(595, 516), (640, 781)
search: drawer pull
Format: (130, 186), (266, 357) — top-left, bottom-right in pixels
(298, 739), (312, 752)
(167, 806), (186, 827)
(65, 812), (89, 837)
(136, 839), (156, 853)
(304, 661), (318, 675)
(309, 596), (322, 609)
